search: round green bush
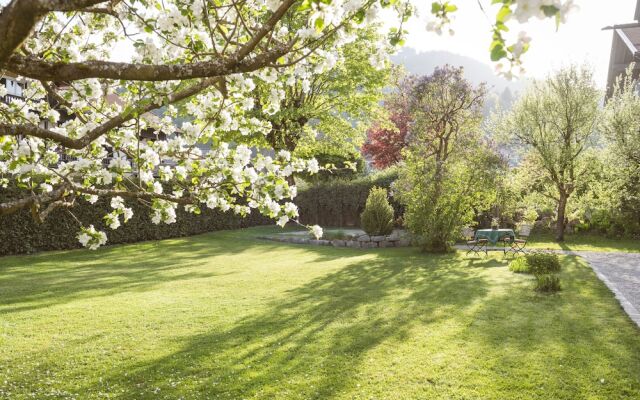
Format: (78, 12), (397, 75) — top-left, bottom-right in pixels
(525, 253), (561, 274)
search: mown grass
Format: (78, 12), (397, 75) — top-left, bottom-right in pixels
(527, 233), (640, 253)
(0, 226), (639, 399)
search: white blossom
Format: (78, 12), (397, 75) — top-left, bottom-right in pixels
(310, 225), (323, 239)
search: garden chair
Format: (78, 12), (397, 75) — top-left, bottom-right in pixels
(504, 225), (532, 255)
(462, 227), (488, 257)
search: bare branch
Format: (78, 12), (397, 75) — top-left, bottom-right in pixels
(0, 184), (68, 216)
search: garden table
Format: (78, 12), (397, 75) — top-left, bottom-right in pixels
(475, 229), (515, 245)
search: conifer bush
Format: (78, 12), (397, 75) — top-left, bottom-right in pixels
(360, 187), (394, 236)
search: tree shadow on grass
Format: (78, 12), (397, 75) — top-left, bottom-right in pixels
(0, 231), (361, 315)
(67, 252), (495, 399)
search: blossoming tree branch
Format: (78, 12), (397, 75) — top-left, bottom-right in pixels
(0, 0), (572, 249)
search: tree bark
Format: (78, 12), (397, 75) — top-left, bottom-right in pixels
(556, 190), (568, 242)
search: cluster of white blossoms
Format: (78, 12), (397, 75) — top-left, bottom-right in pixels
(495, 31), (533, 79)
(104, 197), (134, 230)
(1, 0), (403, 248)
(511, 0), (577, 24)
(77, 225), (108, 250)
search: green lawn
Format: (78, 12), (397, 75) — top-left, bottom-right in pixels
(1, 226), (639, 399)
(527, 233), (640, 253)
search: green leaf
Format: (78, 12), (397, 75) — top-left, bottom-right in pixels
(490, 45), (507, 61)
(297, 0), (312, 11)
(489, 39), (503, 51)
(431, 2), (442, 14)
(444, 4), (457, 13)
(496, 5), (511, 22)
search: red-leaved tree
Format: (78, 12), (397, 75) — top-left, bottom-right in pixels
(362, 109), (411, 169)
(362, 76), (416, 169)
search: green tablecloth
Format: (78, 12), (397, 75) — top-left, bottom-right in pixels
(475, 229), (515, 245)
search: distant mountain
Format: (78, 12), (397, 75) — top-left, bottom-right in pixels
(391, 48), (529, 114)
(391, 48), (530, 95)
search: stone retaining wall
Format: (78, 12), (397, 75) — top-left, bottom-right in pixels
(259, 233), (412, 248)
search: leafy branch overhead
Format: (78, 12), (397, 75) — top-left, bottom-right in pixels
(428, 0), (576, 78)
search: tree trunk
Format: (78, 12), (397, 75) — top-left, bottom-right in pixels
(556, 191), (568, 242)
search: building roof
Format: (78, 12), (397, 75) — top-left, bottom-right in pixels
(605, 25), (640, 98)
(619, 26), (640, 55)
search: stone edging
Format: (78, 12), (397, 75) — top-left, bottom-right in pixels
(258, 233), (412, 248)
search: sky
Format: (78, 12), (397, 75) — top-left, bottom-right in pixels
(390, 0), (637, 88)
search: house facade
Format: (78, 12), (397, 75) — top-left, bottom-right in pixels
(605, 1), (640, 98)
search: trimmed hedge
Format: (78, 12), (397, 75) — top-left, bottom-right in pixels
(295, 168), (403, 227)
(0, 187), (271, 256)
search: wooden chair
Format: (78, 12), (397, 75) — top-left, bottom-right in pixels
(462, 227), (488, 257)
(504, 224), (532, 255)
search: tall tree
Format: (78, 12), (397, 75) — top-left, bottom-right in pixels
(396, 66), (501, 252)
(501, 65), (600, 241)
(599, 66), (640, 234)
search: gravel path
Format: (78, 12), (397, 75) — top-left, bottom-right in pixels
(571, 251), (640, 328)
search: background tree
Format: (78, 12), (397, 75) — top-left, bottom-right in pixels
(248, 28), (390, 157)
(395, 66), (501, 253)
(362, 104), (410, 170)
(499, 65), (600, 241)
(362, 73), (414, 169)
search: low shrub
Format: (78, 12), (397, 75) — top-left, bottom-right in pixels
(525, 253), (561, 274)
(509, 253), (561, 292)
(534, 274), (562, 292)
(508, 257), (530, 273)
(360, 187), (394, 236)
(524, 253), (562, 293)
